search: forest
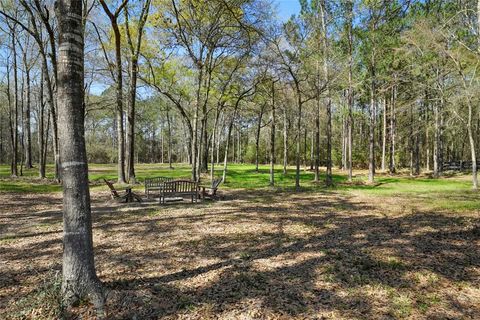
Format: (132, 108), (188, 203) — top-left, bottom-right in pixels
(0, 0), (479, 319)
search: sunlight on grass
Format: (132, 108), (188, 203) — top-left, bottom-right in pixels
(1, 163), (479, 212)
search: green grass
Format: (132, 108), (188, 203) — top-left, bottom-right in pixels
(1, 163), (479, 212)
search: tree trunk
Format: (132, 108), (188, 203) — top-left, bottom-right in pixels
(167, 110), (173, 169)
(11, 32), (18, 177)
(255, 104), (265, 173)
(56, 0), (104, 311)
(99, 0), (127, 184)
(433, 100), (441, 178)
(346, 0), (354, 182)
(283, 106), (288, 175)
(211, 107), (220, 182)
(295, 82), (302, 191)
(126, 57), (137, 183)
(381, 96), (387, 171)
(310, 130), (314, 170)
(124, 0), (150, 183)
(223, 107), (238, 183)
(23, 51), (32, 169)
(270, 80), (276, 187)
(368, 75), (376, 183)
(38, 68), (46, 178)
(114, 20), (126, 184)
(314, 82), (320, 182)
(321, 0), (332, 186)
(389, 85), (396, 174)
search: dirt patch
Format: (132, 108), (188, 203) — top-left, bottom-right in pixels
(1, 190), (479, 319)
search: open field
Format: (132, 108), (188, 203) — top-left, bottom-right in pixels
(1, 164), (479, 319)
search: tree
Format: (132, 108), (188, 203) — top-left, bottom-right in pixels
(124, 0), (151, 183)
(55, 0), (104, 311)
(99, 0), (129, 184)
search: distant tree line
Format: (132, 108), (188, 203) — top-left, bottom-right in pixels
(1, 0), (480, 190)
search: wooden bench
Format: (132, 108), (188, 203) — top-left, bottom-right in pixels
(144, 176), (174, 199)
(159, 180), (198, 204)
(200, 177), (223, 200)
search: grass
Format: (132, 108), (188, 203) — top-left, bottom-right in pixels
(1, 163), (479, 212)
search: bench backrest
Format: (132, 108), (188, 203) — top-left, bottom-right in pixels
(145, 176), (174, 187)
(103, 179), (120, 198)
(163, 180), (197, 193)
(212, 177), (223, 189)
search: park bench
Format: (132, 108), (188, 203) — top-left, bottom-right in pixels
(144, 176), (174, 199)
(159, 180), (198, 204)
(200, 177), (223, 200)
(104, 179), (142, 203)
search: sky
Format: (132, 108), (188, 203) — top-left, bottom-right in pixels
(275, 0), (301, 20)
(90, 0), (302, 96)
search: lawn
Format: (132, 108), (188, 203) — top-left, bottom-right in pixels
(0, 163), (479, 319)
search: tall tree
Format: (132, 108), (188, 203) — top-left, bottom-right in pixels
(55, 0), (104, 310)
(99, 0), (129, 184)
(124, 0), (151, 183)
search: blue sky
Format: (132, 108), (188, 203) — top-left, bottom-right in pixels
(89, 0), (302, 96)
(275, 0), (301, 20)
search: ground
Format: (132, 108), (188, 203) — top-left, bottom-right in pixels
(0, 164), (479, 319)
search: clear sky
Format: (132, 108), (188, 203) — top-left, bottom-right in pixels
(275, 0), (301, 20)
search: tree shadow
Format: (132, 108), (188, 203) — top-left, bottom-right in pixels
(1, 189), (479, 319)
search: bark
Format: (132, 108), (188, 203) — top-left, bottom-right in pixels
(295, 81), (302, 191)
(310, 130), (314, 170)
(167, 110), (173, 169)
(389, 85), (396, 174)
(210, 106), (221, 182)
(270, 80), (276, 187)
(433, 100), (441, 178)
(124, 0), (150, 184)
(321, 0), (333, 186)
(55, 0), (104, 311)
(283, 106), (288, 175)
(99, 0), (128, 184)
(222, 106), (238, 182)
(23, 0), (60, 180)
(381, 97), (387, 171)
(11, 32), (18, 177)
(38, 68), (46, 178)
(255, 104), (265, 173)
(346, 0), (354, 182)
(314, 81), (320, 181)
(22, 49), (32, 169)
(368, 75), (376, 183)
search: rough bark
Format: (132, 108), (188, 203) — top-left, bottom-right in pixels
(270, 80), (276, 187)
(55, 0), (104, 311)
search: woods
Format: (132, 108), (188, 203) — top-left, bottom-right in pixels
(1, 0), (480, 318)
(1, 0), (480, 190)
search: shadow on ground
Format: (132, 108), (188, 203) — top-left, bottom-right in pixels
(1, 190), (479, 319)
